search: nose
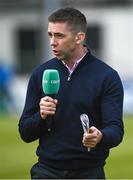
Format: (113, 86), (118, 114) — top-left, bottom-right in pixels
(50, 36), (57, 46)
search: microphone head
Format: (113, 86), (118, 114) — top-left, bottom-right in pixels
(80, 114), (89, 133)
(42, 69), (60, 95)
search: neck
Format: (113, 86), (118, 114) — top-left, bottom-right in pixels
(64, 46), (86, 69)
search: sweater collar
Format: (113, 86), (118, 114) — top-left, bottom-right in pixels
(62, 47), (88, 75)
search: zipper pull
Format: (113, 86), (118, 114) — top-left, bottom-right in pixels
(67, 75), (71, 81)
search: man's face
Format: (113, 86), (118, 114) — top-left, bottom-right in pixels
(48, 22), (79, 61)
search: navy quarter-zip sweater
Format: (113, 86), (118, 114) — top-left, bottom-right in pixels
(19, 50), (124, 170)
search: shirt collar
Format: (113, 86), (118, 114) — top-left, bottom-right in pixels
(62, 47), (88, 74)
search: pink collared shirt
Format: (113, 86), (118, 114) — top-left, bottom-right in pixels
(62, 48), (88, 76)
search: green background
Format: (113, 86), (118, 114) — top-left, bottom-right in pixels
(0, 115), (133, 179)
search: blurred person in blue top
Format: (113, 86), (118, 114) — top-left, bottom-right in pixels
(19, 7), (124, 179)
(0, 61), (14, 113)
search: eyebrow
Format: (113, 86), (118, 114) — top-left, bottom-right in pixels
(48, 32), (65, 36)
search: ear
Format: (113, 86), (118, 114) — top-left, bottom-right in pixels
(75, 32), (85, 44)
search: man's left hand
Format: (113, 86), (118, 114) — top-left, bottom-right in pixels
(82, 126), (103, 148)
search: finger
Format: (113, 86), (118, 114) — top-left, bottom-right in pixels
(43, 97), (58, 106)
(40, 96), (57, 103)
(40, 100), (57, 108)
(82, 134), (97, 144)
(40, 109), (56, 116)
(43, 96), (54, 102)
(83, 137), (97, 145)
(40, 106), (56, 112)
(54, 99), (58, 104)
(83, 138), (97, 144)
(41, 110), (55, 115)
(83, 133), (94, 140)
(83, 142), (96, 148)
(89, 126), (97, 133)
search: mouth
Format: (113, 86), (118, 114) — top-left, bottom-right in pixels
(52, 50), (60, 56)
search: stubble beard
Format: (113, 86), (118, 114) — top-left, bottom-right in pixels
(59, 46), (76, 62)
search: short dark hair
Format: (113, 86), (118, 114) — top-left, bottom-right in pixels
(48, 7), (87, 33)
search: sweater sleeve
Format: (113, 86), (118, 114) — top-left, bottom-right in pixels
(18, 69), (48, 143)
(99, 71), (124, 149)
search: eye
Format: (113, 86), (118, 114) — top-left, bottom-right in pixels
(55, 33), (65, 39)
(48, 32), (52, 38)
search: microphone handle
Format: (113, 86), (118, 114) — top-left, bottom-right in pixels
(46, 94), (56, 132)
(84, 129), (90, 152)
(47, 116), (53, 132)
(80, 114), (90, 152)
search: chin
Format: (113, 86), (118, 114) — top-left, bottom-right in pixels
(56, 56), (64, 61)
(56, 54), (69, 61)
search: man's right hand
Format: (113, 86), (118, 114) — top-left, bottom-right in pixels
(39, 96), (58, 119)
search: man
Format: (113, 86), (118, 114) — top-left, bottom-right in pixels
(19, 7), (124, 179)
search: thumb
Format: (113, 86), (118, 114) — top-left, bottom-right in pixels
(54, 99), (58, 104)
(89, 126), (96, 133)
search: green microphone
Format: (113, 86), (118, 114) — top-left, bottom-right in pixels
(42, 69), (60, 133)
(42, 69), (60, 132)
(42, 69), (60, 96)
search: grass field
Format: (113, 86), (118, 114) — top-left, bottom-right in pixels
(0, 115), (133, 179)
